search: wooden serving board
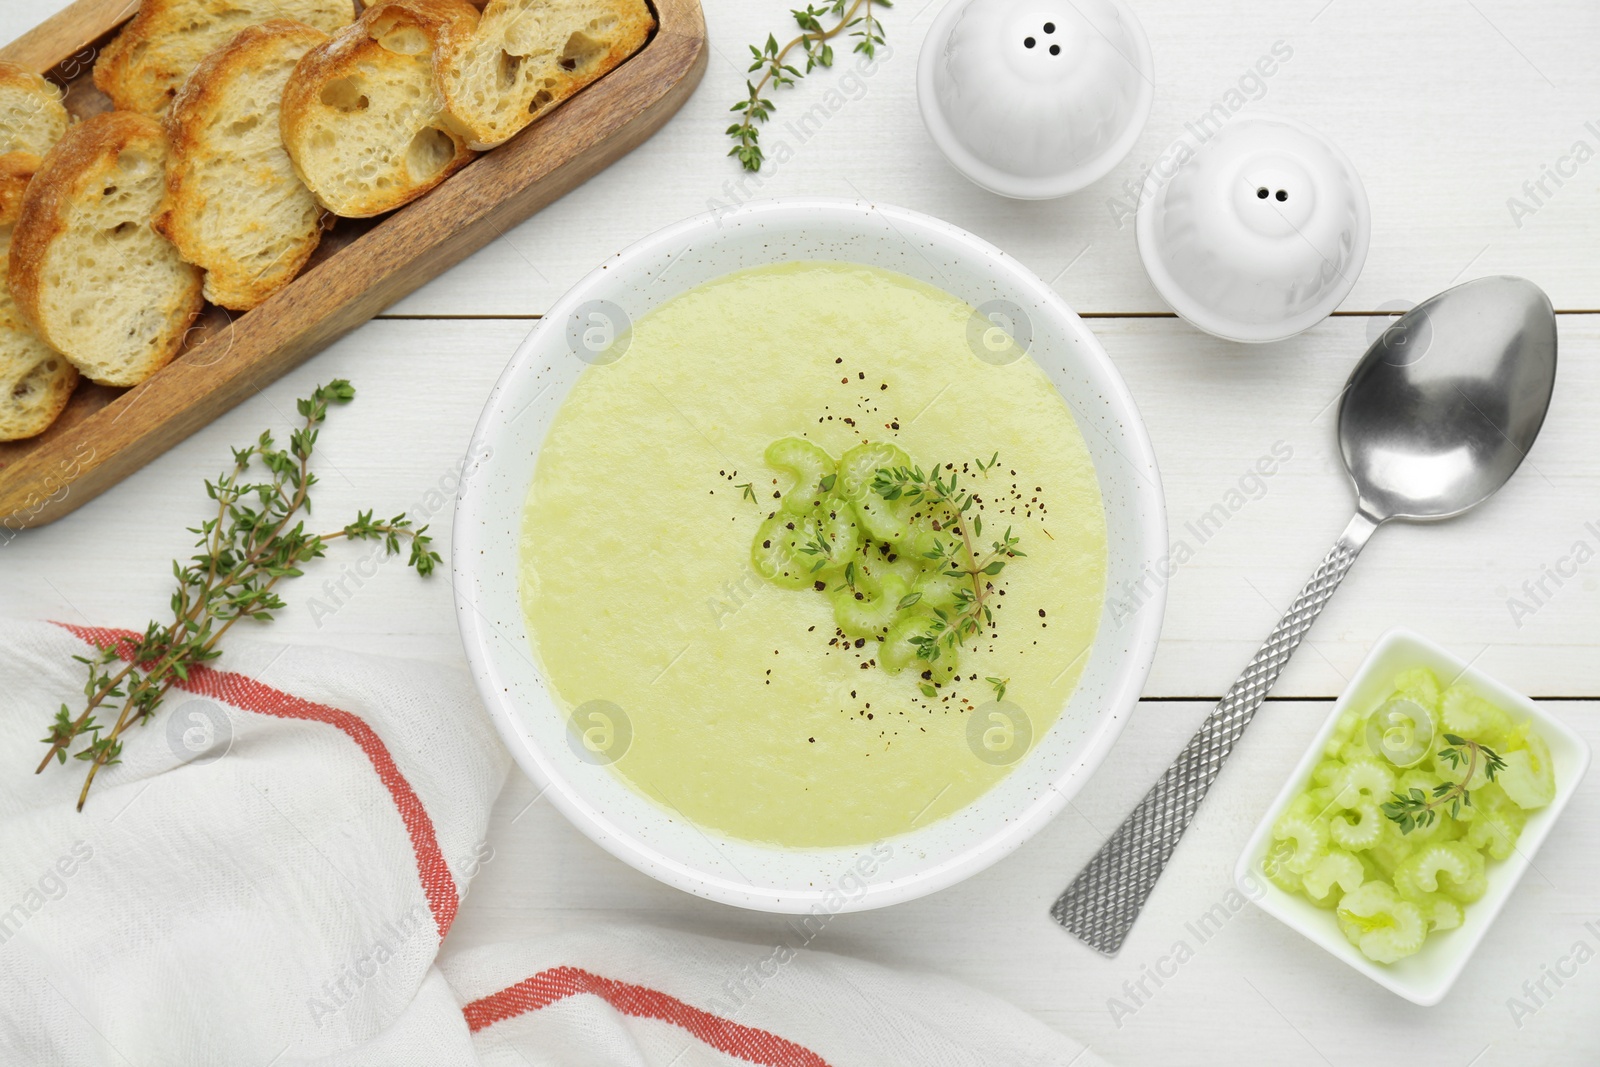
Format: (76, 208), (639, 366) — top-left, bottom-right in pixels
(0, 0), (707, 529)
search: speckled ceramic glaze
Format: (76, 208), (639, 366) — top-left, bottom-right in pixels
(453, 199), (1166, 913)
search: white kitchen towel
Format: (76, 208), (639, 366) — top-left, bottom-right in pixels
(0, 618), (1103, 1067)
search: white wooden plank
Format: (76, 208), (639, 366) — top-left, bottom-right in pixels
(5, 1), (1599, 316)
(446, 696), (1600, 1066)
(1103, 312), (1600, 700)
(8, 314), (1594, 698)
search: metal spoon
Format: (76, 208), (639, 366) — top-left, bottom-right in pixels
(1051, 276), (1558, 956)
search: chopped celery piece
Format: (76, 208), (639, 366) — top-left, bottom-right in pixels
(1270, 812), (1329, 875)
(1303, 850), (1364, 907)
(1461, 784), (1526, 859)
(1498, 733), (1556, 810)
(880, 613), (958, 685)
(1392, 667), (1442, 715)
(831, 562), (912, 639)
(1441, 684), (1515, 749)
(1336, 882), (1427, 964)
(765, 437), (836, 515)
(1329, 800), (1385, 851)
(1366, 697), (1434, 768)
(1329, 756), (1395, 810)
(838, 442), (913, 543)
(1393, 841), (1486, 903)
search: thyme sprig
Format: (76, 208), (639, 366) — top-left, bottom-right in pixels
(872, 458), (1024, 665)
(37, 381), (440, 811)
(798, 527), (836, 573)
(727, 0), (891, 171)
(1381, 734), (1508, 833)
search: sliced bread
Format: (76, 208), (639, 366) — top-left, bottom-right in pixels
(93, 0), (357, 115)
(438, 0), (653, 150)
(281, 0), (480, 218)
(8, 112), (203, 388)
(0, 62), (71, 156)
(156, 20), (330, 311)
(0, 154), (76, 442)
(0, 151), (40, 222)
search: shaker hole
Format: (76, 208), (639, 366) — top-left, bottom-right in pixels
(1024, 36), (1036, 48)
(1049, 44), (1060, 55)
(1275, 189), (1289, 201)
(1256, 187), (1268, 199)
(1043, 22), (1056, 32)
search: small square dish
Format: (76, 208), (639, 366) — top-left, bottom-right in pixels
(1235, 628), (1591, 1005)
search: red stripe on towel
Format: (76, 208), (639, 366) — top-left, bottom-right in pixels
(55, 623), (460, 940)
(461, 965), (831, 1066)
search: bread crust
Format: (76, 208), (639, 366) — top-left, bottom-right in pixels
(0, 342), (77, 442)
(93, 0), (357, 115)
(0, 62), (59, 98)
(437, 0), (654, 150)
(0, 149), (75, 442)
(0, 321), (77, 442)
(281, 0), (480, 217)
(8, 112), (203, 387)
(5, 114), (151, 325)
(0, 60), (70, 157)
(156, 20), (329, 310)
(0, 152), (41, 225)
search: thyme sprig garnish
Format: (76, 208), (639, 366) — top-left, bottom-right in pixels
(1381, 734), (1508, 833)
(872, 457), (1024, 665)
(37, 381), (440, 811)
(727, 0), (891, 171)
(798, 527), (836, 573)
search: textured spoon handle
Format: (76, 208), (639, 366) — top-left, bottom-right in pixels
(1051, 512), (1380, 956)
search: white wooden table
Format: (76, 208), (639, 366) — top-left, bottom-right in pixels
(5, 1), (1598, 1063)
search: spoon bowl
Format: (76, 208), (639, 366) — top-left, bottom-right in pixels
(1340, 277), (1558, 522)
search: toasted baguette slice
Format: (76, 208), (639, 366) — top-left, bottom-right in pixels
(156, 21), (329, 311)
(282, 0), (479, 218)
(0, 154), (75, 441)
(0, 62), (70, 156)
(438, 0), (654, 150)
(93, 0), (357, 115)
(0, 151), (41, 221)
(8, 112), (203, 388)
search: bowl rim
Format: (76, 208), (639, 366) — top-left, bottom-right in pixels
(1234, 626), (1593, 1004)
(915, 0), (1155, 200)
(452, 197), (1168, 911)
(1135, 112), (1372, 343)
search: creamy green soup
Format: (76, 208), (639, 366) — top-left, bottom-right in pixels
(519, 262), (1106, 847)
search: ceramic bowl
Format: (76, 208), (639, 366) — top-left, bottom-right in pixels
(1137, 114), (1371, 342)
(918, 0), (1155, 199)
(1236, 628), (1591, 1004)
(453, 199), (1167, 913)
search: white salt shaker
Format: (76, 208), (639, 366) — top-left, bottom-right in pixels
(917, 0), (1155, 199)
(1136, 114), (1371, 343)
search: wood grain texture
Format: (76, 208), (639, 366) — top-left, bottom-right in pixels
(0, 0), (131, 74)
(0, 0), (707, 530)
